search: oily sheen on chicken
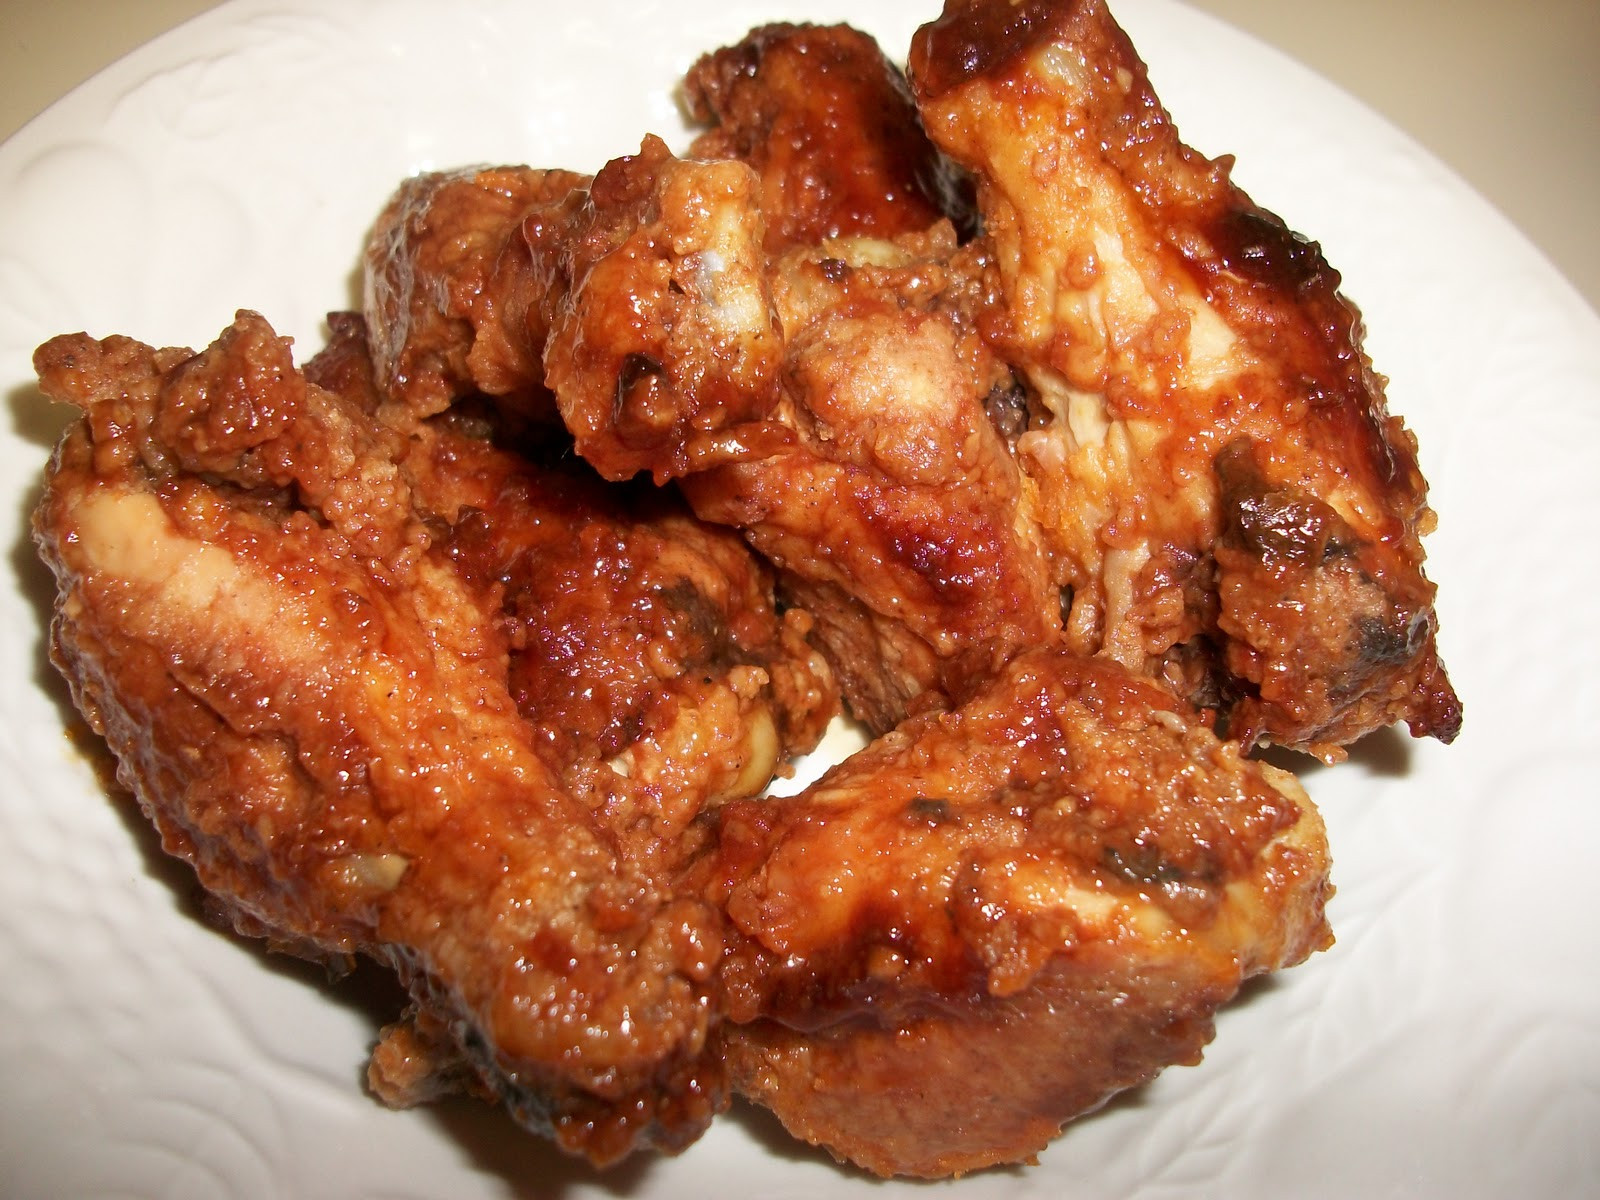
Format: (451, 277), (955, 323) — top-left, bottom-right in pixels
(907, 0), (1460, 756)
(32, 311), (834, 1164)
(710, 646), (1331, 1177)
(360, 7), (1457, 758)
(29, 0), (1459, 1184)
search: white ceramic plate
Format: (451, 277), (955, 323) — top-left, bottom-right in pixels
(3, 2), (1598, 1196)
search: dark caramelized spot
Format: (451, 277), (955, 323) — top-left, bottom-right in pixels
(1209, 207), (1328, 298)
(613, 352), (672, 445)
(909, 0), (1068, 98)
(982, 377), (1031, 442)
(1354, 610), (1430, 669)
(1215, 439), (1351, 568)
(1102, 843), (1189, 888)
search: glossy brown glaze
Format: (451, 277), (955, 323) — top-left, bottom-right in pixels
(539, 135), (793, 483)
(684, 223), (1060, 732)
(908, 0), (1460, 755)
(684, 22), (966, 249)
(34, 310), (835, 1164)
(308, 313), (839, 876)
(363, 164), (588, 423)
(712, 647), (1332, 1176)
(910, 0), (1064, 98)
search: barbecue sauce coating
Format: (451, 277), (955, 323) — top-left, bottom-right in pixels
(710, 647), (1332, 1177)
(33, 310), (836, 1165)
(685, 22), (968, 249)
(908, 0), (1460, 755)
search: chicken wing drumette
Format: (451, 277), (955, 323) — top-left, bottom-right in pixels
(33, 310), (834, 1164)
(362, 164), (588, 424)
(907, 0), (1461, 756)
(681, 222), (1060, 731)
(535, 134), (1064, 732)
(682, 21), (967, 251)
(310, 312), (837, 873)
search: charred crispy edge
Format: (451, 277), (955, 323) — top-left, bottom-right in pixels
(1214, 438), (1462, 749)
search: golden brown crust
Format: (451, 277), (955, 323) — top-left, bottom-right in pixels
(710, 647), (1332, 1175)
(362, 4), (1460, 756)
(525, 141), (1056, 731)
(908, 0), (1460, 756)
(33, 310), (835, 1164)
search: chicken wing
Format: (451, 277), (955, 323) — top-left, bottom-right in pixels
(307, 312), (837, 873)
(446, 136), (1052, 731)
(33, 310), (835, 1164)
(363, 164), (588, 424)
(711, 645), (1333, 1177)
(683, 225), (1060, 730)
(683, 22), (967, 250)
(907, 0), (1461, 756)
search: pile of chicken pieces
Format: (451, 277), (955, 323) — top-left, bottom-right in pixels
(32, 0), (1458, 1180)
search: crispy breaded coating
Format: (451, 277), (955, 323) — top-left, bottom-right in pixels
(907, 0), (1460, 755)
(33, 310), (835, 1164)
(712, 646), (1332, 1177)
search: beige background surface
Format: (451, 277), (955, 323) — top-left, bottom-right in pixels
(4, 0), (1597, 312)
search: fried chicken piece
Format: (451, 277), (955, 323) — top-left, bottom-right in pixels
(683, 22), (966, 251)
(364, 20), (962, 440)
(538, 135), (793, 483)
(684, 225), (1059, 730)
(307, 312), (837, 878)
(534, 136), (1062, 730)
(407, 423), (840, 869)
(710, 646), (1333, 1178)
(354, 48), (1039, 730)
(907, 0), (1460, 756)
(33, 310), (834, 1164)
(363, 164), (588, 423)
